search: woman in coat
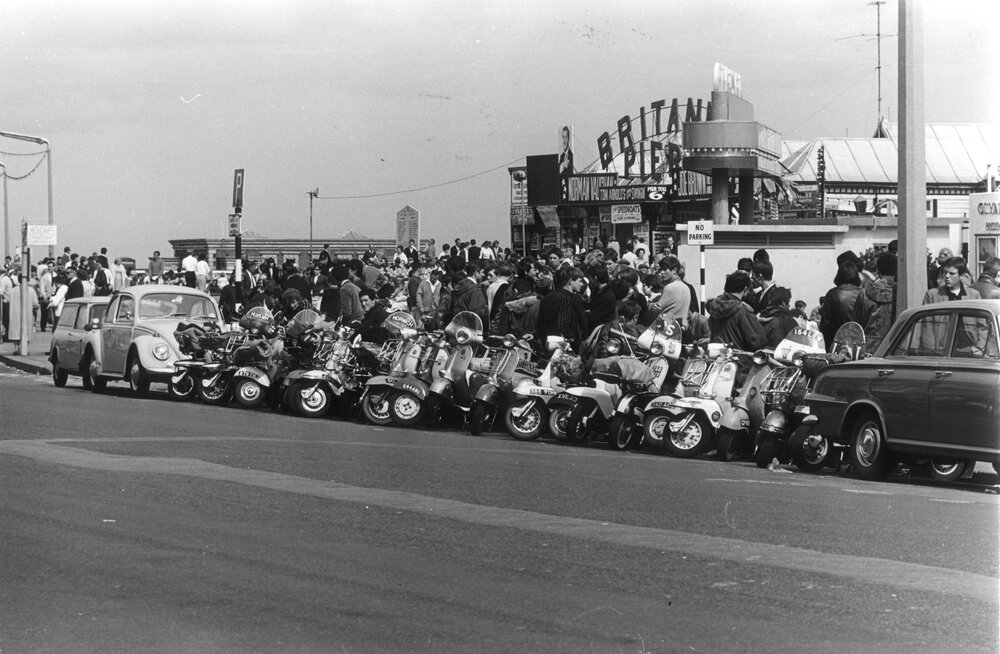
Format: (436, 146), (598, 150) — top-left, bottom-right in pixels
(819, 261), (863, 350)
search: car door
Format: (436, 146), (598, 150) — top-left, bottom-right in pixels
(101, 295), (133, 374)
(928, 309), (1000, 456)
(870, 310), (952, 447)
(57, 304), (81, 368)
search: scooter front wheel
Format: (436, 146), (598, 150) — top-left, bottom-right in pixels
(362, 390), (393, 425)
(608, 414), (636, 451)
(642, 412), (671, 448)
(789, 425), (832, 472)
(504, 400), (544, 441)
(715, 428), (745, 462)
(292, 382), (333, 419)
(566, 401), (598, 444)
(663, 412), (712, 458)
(168, 374), (196, 401)
(547, 407), (569, 440)
(469, 402), (492, 436)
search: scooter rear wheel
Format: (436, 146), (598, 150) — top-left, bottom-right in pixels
(233, 378), (266, 408)
(390, 391), (424, 426)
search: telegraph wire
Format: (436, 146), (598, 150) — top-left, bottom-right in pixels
(316, 157), (524, 200)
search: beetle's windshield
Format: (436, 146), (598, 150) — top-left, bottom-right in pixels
(138, 293), (218, 320)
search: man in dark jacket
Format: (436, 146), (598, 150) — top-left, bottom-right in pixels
(447, 263), (488, 326)
(535, 266), (588, 349)
(705, 272), (767, 352)
(970, 257), (1000, 300)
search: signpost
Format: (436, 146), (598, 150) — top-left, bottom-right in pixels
(687, 220), (715, 311)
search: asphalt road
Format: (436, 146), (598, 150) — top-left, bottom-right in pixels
(2, 372), (998, 654)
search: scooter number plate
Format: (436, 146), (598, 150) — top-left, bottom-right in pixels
(236, 369), (267, 383)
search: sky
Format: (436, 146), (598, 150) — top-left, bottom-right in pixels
(1, 0), (997, 261)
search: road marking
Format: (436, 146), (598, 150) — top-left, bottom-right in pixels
(2, 439), (997, 605)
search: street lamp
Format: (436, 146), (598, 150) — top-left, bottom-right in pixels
(0, 131), (53, 258)
(307, 188), (319, 262)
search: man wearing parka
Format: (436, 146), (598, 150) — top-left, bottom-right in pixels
(852, 253), (898, 354)
(705, 271), (767, 352)
(447, 263), (488, 326)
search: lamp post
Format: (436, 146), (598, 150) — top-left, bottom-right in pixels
(0, 131), (53, 259)
(307, 188), (319, 262)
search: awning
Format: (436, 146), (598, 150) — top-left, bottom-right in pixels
(535, 205), (560, 228)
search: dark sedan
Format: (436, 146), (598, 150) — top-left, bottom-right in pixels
(804, 299), (1000, 482)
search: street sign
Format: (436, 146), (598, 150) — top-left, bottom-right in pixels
(687, 219), (715, 245)
(26, 224), (57, 247)
(228, 213), (242, 237)
(232, 169), (245, 209)
(610, 203), (642, 224)
(396, 205), (420, 247)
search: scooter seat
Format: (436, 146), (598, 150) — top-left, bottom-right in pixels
(592, 371), (621, 384)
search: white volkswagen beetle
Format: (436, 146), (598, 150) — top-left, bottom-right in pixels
(81, 284), (224, 397)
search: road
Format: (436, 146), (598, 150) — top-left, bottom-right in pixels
(2, 371), (998, 654)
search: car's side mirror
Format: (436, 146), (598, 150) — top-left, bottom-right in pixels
(85, 317), (101, 331)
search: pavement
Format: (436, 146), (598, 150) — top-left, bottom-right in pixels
(0, 328), (53, 375)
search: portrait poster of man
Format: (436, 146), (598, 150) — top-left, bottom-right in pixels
(559, 124), (574, 176)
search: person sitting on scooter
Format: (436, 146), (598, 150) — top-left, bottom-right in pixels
(356, 287), (390, 344)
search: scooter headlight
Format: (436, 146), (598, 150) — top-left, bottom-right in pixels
(606, 339), (621, 354)
(792, 351), (806, 367)
(456, 329), (471, 344)
(753, 350), (768, 365)
(649, 341), (664, 356)
(502, 334), (517, 348)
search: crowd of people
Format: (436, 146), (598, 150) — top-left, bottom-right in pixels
(3, 234), (999, 360)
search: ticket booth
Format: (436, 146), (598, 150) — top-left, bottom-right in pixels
(968, 192), (1000, 275)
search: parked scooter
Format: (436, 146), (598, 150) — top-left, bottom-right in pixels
(229, 309), (317, 409)
(195, 307), (275, 405)
(605, 318), (684, 450)
(503, 336), (571, 441)
(467, 332), (535, 436)
(169, 320), (228, 401)
(359, 311), (432, 425)
(779, 322), (866, 472)
(712, 348), (782, 461)
(641, 344), (753, 458)
(425, 311), (489, 428)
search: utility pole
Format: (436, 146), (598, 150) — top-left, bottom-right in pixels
(870, 1), (886, 124)
(897, 0), (926, 313)
(0, 132), (53, 258)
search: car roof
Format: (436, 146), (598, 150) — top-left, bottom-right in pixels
(900, 299), (1000, 319)
(116, 284), (213, 298)
(65, 296), (111, 305)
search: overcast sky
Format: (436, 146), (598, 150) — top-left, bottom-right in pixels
(1, 0), (996, 261)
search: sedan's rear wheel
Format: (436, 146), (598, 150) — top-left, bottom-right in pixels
(51, 353), (68, 387)
(927, 459), (970, 482)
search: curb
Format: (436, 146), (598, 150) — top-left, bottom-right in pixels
(0, 354), (51, 376)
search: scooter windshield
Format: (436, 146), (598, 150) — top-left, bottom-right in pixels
(381, 311), (418, 337)
(286, 309), (322, 338)
(637, 317), (683, 360)
(773, 327), (826, 364)
(444, 311), (484, 341)
(831, 321), (865, 360)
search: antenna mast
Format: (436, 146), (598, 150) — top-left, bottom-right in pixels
(870, 1), (886, 126)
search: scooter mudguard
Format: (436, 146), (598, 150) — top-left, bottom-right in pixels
(170, 370), (191, 386)
(390, 374), (429, 400)
(429, 377), (453, 399)
(670, 397), (723, 429)
(235, 366), (270, 387)
(300, 370), (327, 380)
(758, 408), (790, 437)
(366, 374), (392, 389)
(566, 386), (614, 417)
(474, 382), (501, 407)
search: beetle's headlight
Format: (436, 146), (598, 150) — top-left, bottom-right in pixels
(152, 343), (171, 361)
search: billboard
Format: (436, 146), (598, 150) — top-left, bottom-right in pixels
(559, 125), (574, 176)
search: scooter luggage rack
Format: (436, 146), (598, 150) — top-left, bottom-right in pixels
(679, 358), (711, 392)
(759, 366), (802, 406)
(223, 331), (252, 353)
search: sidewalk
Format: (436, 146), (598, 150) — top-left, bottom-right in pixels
(0, 328), (53, 375)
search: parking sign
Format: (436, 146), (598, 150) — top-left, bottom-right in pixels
(687, 220), (714, 245)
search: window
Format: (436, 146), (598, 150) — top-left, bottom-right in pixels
(61, 305), (80, 329)
(115, 296), (134, 324)
(952, 313), (1000, 359)
(88, 304), (108, 322)
(889, 313), (950, 357)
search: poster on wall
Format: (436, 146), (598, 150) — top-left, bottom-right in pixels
(559, 125), (574, 176)
(611, 203), (642, 224)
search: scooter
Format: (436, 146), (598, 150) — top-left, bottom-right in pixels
(360, 311), (436, 425)
(780, 322), (866, 472)
(641, 344), (751, 458)
(503, 336), (570, 441)
(605, 318), (684, 450)
(713, 348), (781, 461)
(425, 311), (490, 428)
(467, 332), (535, 436)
